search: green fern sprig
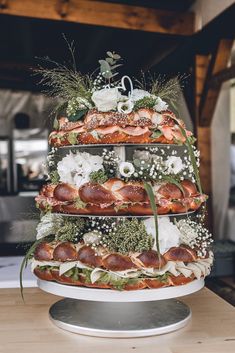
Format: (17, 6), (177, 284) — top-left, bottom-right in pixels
(136, 73), (188, 109)
(34, 60), (93, 102)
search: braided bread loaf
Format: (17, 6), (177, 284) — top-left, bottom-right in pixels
(36, 179), (206, 216)
(49, 109), (192, 147)
(33, 241), (203, 290)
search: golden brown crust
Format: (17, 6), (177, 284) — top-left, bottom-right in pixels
(36, 196), (205, 216)
(53, 242), (78, 261)
(117, 185), (148, 203)
(163, 246), (197, 263)
(181, 180), (198, 197)
(137, 251), (166, 268)
(34, 242), (54, 261)
(36, 179), (206, 216)
(79, 183), (116, 204)
(34, 267), (54, 281)
(33, 267), (197, 290)
(49, 109), (192, 147)
(102, 254), (136, 271)
(168, 275), (194, 286)
(77, 246), (102, 268)
(158, 183), (183, 199)
(54, 183), (79, 202)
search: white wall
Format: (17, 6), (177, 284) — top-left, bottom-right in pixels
(211, 82), (231, 239)
(192, 0), (235, 29)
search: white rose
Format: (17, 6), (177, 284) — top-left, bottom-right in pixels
(165, 156), (184, 174)
(91, 88), (120, 112)
(133, 150), (151, 163)
(131, 89), (151, 102)
(154, 97), (169, 112)
(119, 162), (135, 178)
(57, 151), (104, 187)
(152, 112), (164, 125)
(83, 231), (100, 245)
(143, 217), (180, 254)
(117, 99), (134, 114)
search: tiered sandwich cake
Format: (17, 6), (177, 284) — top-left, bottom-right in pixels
(23, 51), (213, 292)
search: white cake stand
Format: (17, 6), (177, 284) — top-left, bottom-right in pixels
(38, 279), (204, 337)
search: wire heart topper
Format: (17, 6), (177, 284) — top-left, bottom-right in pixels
(116, 75), (133, 98)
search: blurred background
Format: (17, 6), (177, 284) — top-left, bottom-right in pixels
(0, 0), (234, 303)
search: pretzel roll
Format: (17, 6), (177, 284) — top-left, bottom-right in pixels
(102, 254), (136, 271)
(34, 267), (54, 281)
(189, 198), (203, 210)
(124, 280), (147, 291)
(117, 184), (148, 203)
(169, 275), (194, 286)
(79, 276), (112, 289)
(79, 183), (116, 204)
(77, 246), (102, 267)
(125, 131), (151, 144)
(137, 251), (166, 268)
(158, 183), (182, 199)
(164, 246), (197, 262)
(49, 131), (63, 147)
(126, 203), (152, 215)
(34, 242), (54, 261)
(40, 184), (56, 198)
(157, 204), (171, 214)
(53, 242), (78, 261)
(171, 201), (189, 214)
(51, 268), (83, 286)
(62, 203), (116, 215)
(144, 278), (169, 288)
(54, 183), (79, 202)
(103, 178), (125, 191)
(181, 180), (197, 197)
(99, 131), (127, 144)
(157, 136), (174, 144)
(78, 132), (100, 144)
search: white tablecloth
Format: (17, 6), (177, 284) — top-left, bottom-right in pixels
(0, 256), (37, 288)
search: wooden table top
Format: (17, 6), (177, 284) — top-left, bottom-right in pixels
(0, 287), (235, 353)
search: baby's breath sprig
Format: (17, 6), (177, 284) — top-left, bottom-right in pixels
(176, 218), (213, 258)
(102, 149), (119, 177)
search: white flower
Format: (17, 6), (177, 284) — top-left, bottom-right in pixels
(36, 214), (62, 240)
(154, 97), (169, 112)
(131, 89), (151, 102)
(57, 151), (104, 188)
(133, 150), (151, 163)
(91, 88), (120, 112)
(119, 161), (135, 178)
(152, 112), (164, 125)
(83, 231), (100, 245)
(177, 220), (198, 246)
(165, 156), (184, 174)
(117, 99), (134, 114)
(143, 217), (180, 254)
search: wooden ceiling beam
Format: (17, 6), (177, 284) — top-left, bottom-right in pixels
(0, 0), (195, 35)
(208, 63), (235, 88)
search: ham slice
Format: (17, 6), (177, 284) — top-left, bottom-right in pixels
(120, 126), (149, 136)
(94, 126), (149, 136)
(159, 126), (174, 140)
(95, 126), (120, 135)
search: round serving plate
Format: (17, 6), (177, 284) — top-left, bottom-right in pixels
(58, 143), (182, 149)
(52, 210), (195, 219)
(48, 298), (191, 337)
(38, 278), (204, 302)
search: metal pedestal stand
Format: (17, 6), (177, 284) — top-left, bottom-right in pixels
(38, 279), (204, 338)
